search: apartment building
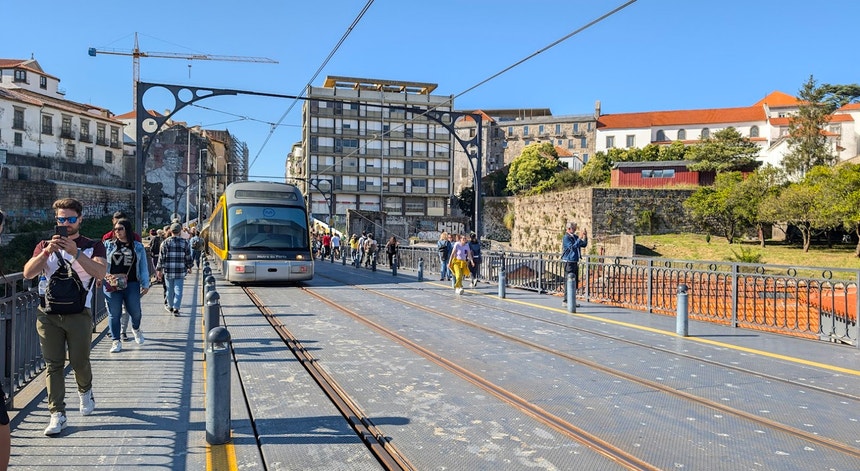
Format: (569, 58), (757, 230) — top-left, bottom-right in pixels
(0, 58), (126, 185)
(298, 76), (454, 225)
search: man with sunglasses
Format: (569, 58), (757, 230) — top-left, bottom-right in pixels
(23, 198), (107, 436)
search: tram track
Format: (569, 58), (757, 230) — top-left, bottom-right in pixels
(309, 272), (860, 463)
(242, 286), (415, 471)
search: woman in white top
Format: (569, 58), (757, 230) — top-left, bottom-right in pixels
(447, 233), (474, 295)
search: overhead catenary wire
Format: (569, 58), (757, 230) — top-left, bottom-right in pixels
(283, 0), (639, 178)
(248, 0), (375, 171)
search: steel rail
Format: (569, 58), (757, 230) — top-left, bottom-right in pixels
(243, 286), (414, 471)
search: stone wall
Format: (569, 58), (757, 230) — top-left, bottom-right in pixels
(0, 179), (134, 229)
(501, 187), (697, 255)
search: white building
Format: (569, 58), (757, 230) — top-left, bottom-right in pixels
(0, 58), (126, 183)
(595, 91), (860, 168)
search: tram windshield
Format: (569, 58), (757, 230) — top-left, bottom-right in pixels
(228, 205), (309, 250)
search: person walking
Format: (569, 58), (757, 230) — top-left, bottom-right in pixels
(331, 232), (341, 259)
(156, 223), (192, 316)
(437, 232), (452, 281)
(561, 222), (588, 306)
(103, 218), (150, 353)
(23, 198), (107, 436)
(101, 211), (141, 342)
(349, 234), (360, 265)
(189, 229), (203, 269)
(467, 233), (482, 288)
(384, 236), (398, 267)
(447, 233), (474, 295)
(364, 234), (378, 267)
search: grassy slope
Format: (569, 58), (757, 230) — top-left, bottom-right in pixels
(635, 233), (860, 270)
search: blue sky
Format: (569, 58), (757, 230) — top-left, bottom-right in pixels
(3, 0), (858, 179)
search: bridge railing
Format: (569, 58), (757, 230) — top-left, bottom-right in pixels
(1, 273), (107, 408)
(394, 247), (859, 347)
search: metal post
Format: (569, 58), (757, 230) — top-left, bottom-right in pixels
(206, 326), (231, 445)
(676, 284), (689, 337)
(204, 274), (216, 297)
(371, 253), (377, 272)
(567, 273), (576, 313)
(342, 247), (346, 265)
(392, 254), (397, 276)
(498, 253), (506, 298)
(418, 258), (424, 282)
(204, 290), (221, 352)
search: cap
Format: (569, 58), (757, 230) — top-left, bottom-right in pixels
(113, 211), (127, 219)
(170, 222), (182, 233)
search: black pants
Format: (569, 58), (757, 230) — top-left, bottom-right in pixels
(564, 261), (579, 295)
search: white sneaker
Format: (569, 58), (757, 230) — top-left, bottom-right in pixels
(79, 389), (95, 416)
(44, 412), (67, 435)
(132, 328), (145, 345)
(471, 279), (477, 288)
(455, 287), (463, 295)
(110, 340), (122, 353)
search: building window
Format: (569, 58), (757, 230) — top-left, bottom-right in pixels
(606, 136), (615, 148)
(750, 125), (759, 138)
(13, 69), (26, 82)
(14, 133), (23, 147)
(641, 169), (676, 178)
(656, 130), (667, 141)
(573, 123), (579, 133)
(677, 129), (686, 140)
(13, 108), (24, 130)
(42, 115), (53, 135)
(626, 135), (635, 148)
(105, 150), (113, 164)
(580, 137), (587, 148)
(96, 124), (106, 145)
(65, 144), (75, 158)
(508, 126), (513, 136)
(538, 125), (545, 135)
(523, 125), (529, 136)
(61, 116), (73, 138)
(80, 119), (91, 141)
(555, 124), (561, 134)
(701, 128), (710, 139)
(110, 126), (120, 147)
(568, 139), (574, 149)
(582, 153), (589, 163)
(40, 76), (48, 89)
(85, 147), (93, 164)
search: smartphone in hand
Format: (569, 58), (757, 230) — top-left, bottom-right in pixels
(55, 226), (68, 237)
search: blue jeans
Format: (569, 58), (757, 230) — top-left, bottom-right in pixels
(164, 277), (185, 311)
(439, 255), (450, 280)
(191, 249), (201, 267)
(104, 281), (142, 340)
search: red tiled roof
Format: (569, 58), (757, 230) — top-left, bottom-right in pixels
(554, 146), (573, 157)
(839, 103), (860, 111)
(753, 90), (799, 107)
(0, 58), (58, 80)
(598, 106), (766, 129)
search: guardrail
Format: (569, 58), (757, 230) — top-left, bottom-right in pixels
(394, 247), (859, 347)
(1, 273), (107, 408)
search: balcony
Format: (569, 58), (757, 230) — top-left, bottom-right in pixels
(60, 130), (75, 139)
(79, 134), (92, 143)
(96, 138), (107, 146)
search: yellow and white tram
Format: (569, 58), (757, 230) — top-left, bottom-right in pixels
(203, 181), (314, 283)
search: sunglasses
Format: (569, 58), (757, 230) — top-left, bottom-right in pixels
(56, 216), (79, 224)
(114, 227), (126, 231)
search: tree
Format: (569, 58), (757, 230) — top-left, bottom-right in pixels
(579, 151), (612, 186)
(735, 165), (786, 247)
(505, 142), (561, 194)
(822, 163), (860, 256)
(684, 172), (751, 243)
(782, 76), (860, 175)
(686, 127), (760, 172)
(759, 167), (838, 252)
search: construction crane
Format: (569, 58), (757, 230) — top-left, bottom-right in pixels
(88, 32), (278, 111)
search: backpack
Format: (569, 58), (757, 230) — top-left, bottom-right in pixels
(191, 236), (202, 250)
(43, 257), (89, 314)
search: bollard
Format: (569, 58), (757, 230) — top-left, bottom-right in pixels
(392, 256), (397, 276)
(202, 266), (212, 278)
(204, 290), (221, 352)
(342, 249), (347, 265)
(204, 275), (216, 296)
(566, 273), (576, 313)
(371, 255), (377, 272)
(418, 258), (424, 282)
(676, 284), (689, 337)
(206, 326), (232, 445)
(498, 267), (506, 298)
